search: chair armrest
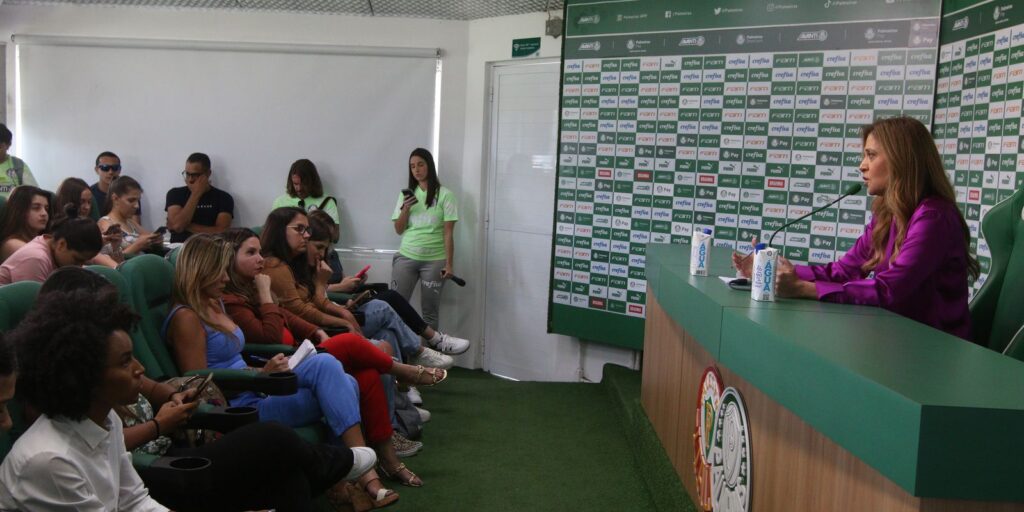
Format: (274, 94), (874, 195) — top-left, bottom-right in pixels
(186, 404), (259, 433)
(327, 291), (353, 304)
(133, 452), (213, 509)
(182, 368), (298, 396)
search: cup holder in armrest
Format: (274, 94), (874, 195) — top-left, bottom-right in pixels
(187, 405), (259, 432)
(166, 457), (211, 471)
(259, 371), (298, 395)
(139, 456), (213, 507)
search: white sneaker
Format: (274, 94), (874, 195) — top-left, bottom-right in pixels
(415, 406), (431, 423)
(429, 332), (470, 355)
(411, 346), (454, 370)
(407, 387), (423, 405)
(344, 446), (378, 480)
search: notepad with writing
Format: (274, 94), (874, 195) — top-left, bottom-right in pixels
(288, 340), (317, 370)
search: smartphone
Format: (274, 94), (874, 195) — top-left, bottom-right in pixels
(401, 188), (415, 199)
(154, 226), (168, 235)
(187, 373), (215, 402)
(354, 265), (371, 279)
(104, 224), (122, 235)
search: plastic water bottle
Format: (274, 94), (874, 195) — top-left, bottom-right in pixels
(751, 243), (779, 302)
(690, 228), (713, 276)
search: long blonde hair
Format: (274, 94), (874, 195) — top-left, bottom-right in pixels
(861, 117), (979, 278)
(173, 234), (235, 334)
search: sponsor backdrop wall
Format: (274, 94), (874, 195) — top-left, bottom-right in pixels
(549, 0), (948, 349)
(934, 0), (1024, 295)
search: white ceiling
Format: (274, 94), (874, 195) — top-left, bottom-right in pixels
(0, 0), (564, 19)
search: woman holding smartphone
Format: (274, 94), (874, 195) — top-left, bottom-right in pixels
(391, 148), (466, 352)
(97, 176), (163, 262)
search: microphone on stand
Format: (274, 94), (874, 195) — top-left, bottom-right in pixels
(766, 183), (863, 248)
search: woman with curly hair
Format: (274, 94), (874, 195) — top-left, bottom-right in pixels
(0, 286), (168, 510)
(22, 266), (375, 512)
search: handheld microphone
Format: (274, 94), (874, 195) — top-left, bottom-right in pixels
(767, 183), (862, 248)
(447, 274), (467, 287)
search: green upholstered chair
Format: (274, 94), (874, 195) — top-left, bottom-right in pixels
(970, 187), (1024, 358)
(0, 281), (41, 460)
(117, 255), (296, 394)
(165, 245), (182, 267)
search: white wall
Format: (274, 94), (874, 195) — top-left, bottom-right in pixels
(456, 12), (639, 381)
(0, 5), (639, 380)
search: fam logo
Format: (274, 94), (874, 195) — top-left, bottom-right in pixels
(578, 41), (602, 51)
(797, 30), (828, 42)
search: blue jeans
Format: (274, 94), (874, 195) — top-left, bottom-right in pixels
(359, 299), (421, 362)
(254, 353), (361, 437)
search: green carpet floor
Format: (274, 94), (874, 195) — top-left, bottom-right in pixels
(374, 366), (696, 512)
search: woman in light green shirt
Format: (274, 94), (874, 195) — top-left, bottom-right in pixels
(271, 159), (340, 224)
(391, 148), (458, 330)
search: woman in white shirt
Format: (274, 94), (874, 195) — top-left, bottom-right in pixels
(0, 287), (168, 511)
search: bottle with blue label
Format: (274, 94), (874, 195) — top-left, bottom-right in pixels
(689, 228), (713, 276)
(750, 243), (779, 302)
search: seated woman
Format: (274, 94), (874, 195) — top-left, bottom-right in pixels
(37, 266), (376, 512)
(222, 227), (444, 487)
(165, 234), (399, 507)
(54, 177), (95, 219)
(0, 206), (102, 284)
(261, 207), (451, 369)
(733, 117), (977, 340)
(0, 286), (169, 510)
(0, 185), (51, 263)
(308, 210), (469, 356)
(272, 159), (340, 224)
(96, 176), (164, 262)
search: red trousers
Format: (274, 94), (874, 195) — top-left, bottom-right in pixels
(317, 333), (395, 444)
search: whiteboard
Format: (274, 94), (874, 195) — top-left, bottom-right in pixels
(16, 38), (437, 250)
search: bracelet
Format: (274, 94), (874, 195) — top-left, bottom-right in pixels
(150, 418), (161, 438)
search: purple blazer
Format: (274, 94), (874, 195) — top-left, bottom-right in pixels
(794, 197), (971, 340)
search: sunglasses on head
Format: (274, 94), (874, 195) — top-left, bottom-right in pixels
(98, 164), (122, 172)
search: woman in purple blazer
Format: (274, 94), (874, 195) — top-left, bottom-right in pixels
(735, 117), (978, 340)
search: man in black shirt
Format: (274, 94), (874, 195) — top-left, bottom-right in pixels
(164, 152), (234, 243)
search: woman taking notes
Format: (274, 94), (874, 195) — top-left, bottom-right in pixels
(391, 148), (459, 331)
(734, 117), (977, 339)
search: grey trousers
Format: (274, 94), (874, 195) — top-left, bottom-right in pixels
(391, 254), (446, 328)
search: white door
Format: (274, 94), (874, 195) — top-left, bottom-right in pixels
(482, 59), (580, 382)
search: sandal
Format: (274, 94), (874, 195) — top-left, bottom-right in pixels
(360, 477), (399, 509)
(412, 365), (447, 387)
(379, 462), (424, 487)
